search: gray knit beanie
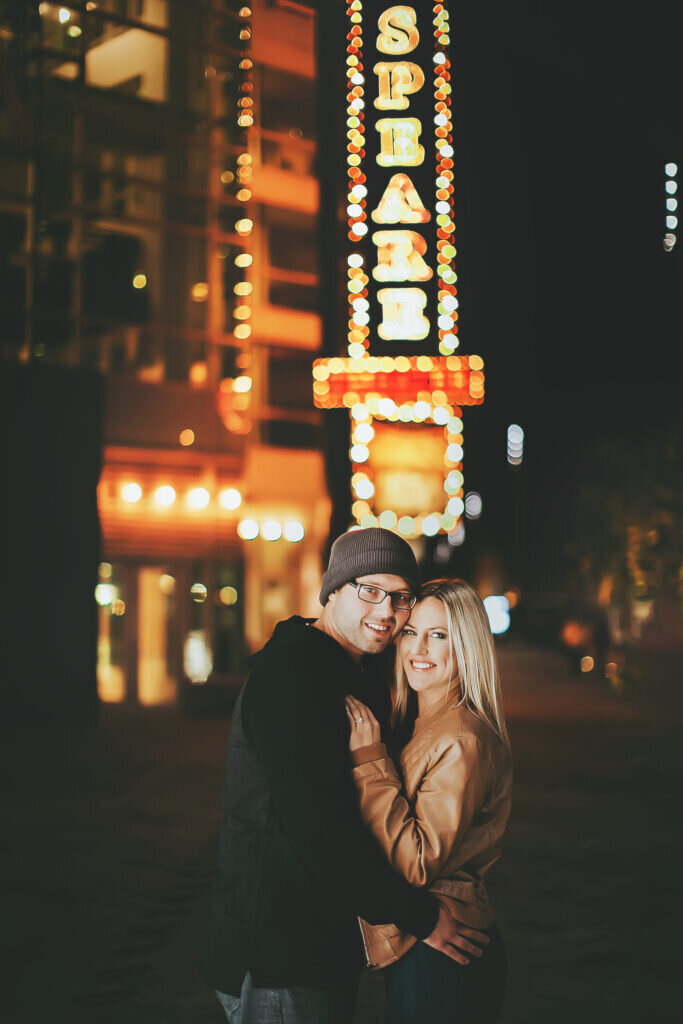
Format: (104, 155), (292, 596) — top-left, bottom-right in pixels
(319, 527), (420, 606)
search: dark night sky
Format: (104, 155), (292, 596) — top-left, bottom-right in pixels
(442, 0), (682, 577)
(318, 0), (683, 392)
(454, 0), (681, 388)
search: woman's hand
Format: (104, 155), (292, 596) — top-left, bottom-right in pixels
(344, 696), (381, 751)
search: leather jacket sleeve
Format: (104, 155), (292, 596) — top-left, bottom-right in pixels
(351, 735), (487, 888)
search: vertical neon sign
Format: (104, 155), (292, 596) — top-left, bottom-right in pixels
(314, 1), (484, 540)
(347, 2), (458, 356)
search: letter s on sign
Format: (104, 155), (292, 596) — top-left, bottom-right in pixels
(377, 6), (419, 56)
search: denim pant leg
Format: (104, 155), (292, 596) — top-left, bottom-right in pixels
(216, 971), (358, 1024)
(216, 986), (243, 1024)
(383, 926), (507, 1024)
(217, 973), (283, 1024)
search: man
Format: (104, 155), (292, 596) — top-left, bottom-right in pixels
(206, 527), (487, 1022)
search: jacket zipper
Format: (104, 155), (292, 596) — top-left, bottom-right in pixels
(357, 917), (375, 968)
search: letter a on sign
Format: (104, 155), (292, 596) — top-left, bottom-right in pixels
(372, 173), (430, 223)
(376, 6), (419, 55)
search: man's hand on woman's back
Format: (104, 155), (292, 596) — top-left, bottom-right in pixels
(424, 900), (489, 966)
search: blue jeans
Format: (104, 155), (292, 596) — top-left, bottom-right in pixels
(216, 971), (357, 1024)
(383, 926), (507, 1024)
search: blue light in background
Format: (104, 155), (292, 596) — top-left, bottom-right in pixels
(484, 595), (511, 635)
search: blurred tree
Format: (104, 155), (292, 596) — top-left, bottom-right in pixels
(570, 429), (683, 633)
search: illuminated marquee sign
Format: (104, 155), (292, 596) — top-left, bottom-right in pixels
(346, 0), (457, 357)
(313, 0), (484, 540)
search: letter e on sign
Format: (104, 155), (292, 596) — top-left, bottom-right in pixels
(376, 117), (424, 167)
(377, 287), (429, 340)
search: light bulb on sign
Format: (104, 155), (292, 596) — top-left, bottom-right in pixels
(354, 478), (375, 500)
(422, 515), (440, 536)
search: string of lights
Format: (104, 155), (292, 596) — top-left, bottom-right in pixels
(433, 3), (459, 357)
(346, 0), (370, 358)
(218, 5), (255, 435)
(663, 161), (678, 253)
(109, 476), (306, 543)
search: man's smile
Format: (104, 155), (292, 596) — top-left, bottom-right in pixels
(364, 621), (392, 635)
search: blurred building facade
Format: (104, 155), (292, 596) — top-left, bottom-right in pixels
(0, 0), (327, 708)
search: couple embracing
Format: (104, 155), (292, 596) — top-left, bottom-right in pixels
(206, 527), (512, 1024)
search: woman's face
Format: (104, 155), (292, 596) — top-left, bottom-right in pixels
(399, 596), (452, 703)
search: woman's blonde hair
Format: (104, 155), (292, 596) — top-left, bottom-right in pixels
(393, 578), (510, 752)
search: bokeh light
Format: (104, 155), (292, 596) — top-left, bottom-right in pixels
(219, 488), (242, 510)
(284, 521), (305, 543)
(154, 485), (176, 507)
(483, 595), (510, 635)
(237, 518), (259, 540)
(187, 487), (210, 509)
(121, 482), (142, 503)
(262, 520), (282, 542)
(465, 491), (482, 519)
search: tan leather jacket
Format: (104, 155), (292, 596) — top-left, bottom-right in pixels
(351, 696), (512, 969)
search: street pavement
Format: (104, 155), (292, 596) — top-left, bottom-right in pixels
(2, 642), (680, 1023)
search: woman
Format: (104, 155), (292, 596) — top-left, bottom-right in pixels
(345, 578), (512, 1024)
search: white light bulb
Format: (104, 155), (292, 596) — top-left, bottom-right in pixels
(237, 518), (259, 540)
(219, 488), (242, 510)
(187, 487), (210, 509)
(284, 521), (305, 543)
(262, 520), (282, 542)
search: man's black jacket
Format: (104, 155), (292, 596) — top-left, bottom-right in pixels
(205, 615), (439, 995)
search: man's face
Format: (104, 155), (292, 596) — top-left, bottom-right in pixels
(326, 572), (413, 658)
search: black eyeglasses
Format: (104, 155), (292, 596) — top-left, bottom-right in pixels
(347, 581), (416, 611)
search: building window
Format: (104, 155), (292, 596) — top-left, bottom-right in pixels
(269, 351), (318, 409)
(261, 66), (316, 141)
(259, 66), (316, 176)
(264, 208), (319, 311)
(265, 350), (320, 450)
(0, 213), (27, 358)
